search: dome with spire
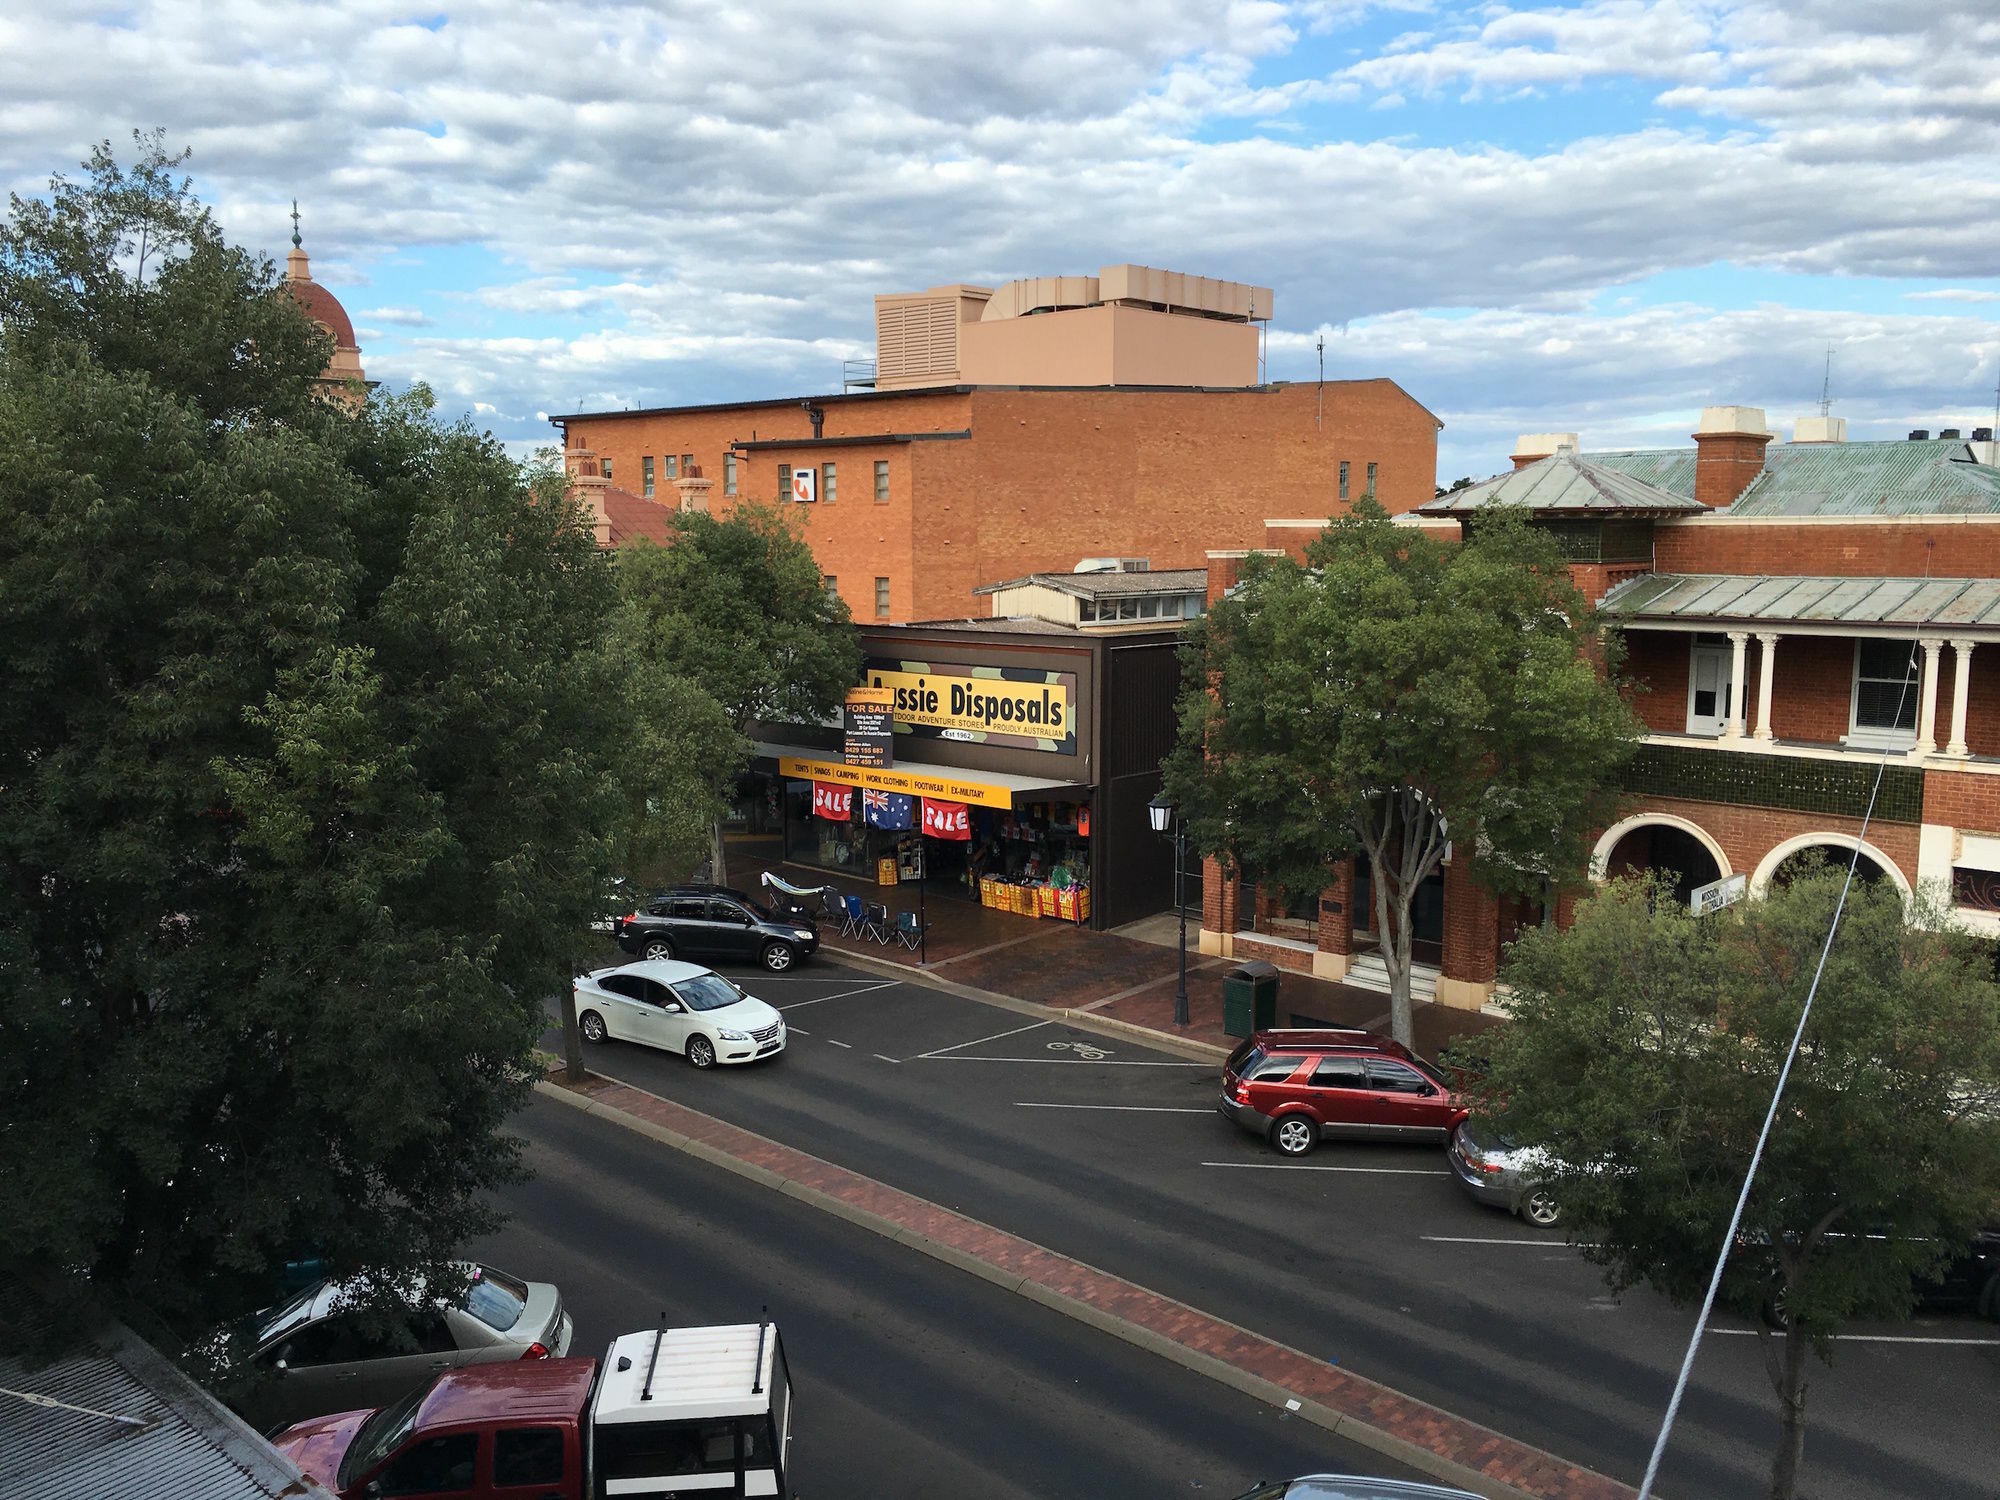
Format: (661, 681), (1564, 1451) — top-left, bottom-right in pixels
(282, 201), (368, 405)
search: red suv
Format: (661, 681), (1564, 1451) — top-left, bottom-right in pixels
(1219, 1029), (1467, 1157)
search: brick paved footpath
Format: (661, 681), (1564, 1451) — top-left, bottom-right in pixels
(535, 1073), (1637, 1500)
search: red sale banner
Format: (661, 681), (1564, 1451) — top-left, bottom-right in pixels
(812, 781), (852, 821)
(921, 797), (971, 841)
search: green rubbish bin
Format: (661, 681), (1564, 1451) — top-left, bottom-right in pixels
(1222, 960), (1281, 1040)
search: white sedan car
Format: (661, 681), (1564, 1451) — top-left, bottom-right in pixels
(574, 959), (786, 1068)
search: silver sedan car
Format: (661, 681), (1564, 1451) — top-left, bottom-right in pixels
(1235, 1476), (1479, 1500)
(1446, 1120), (1564, 1228)
(236, 1262), (571, 1432)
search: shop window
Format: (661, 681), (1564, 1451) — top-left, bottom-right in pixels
(822, 462), (836, 503)
(724, 453), (738, 496)
(663, 455), (678, 479)
(1851, 640), (1919, 741)
(641, 456), (655, 498)
(875, 460), (890, 501)
(1339, 462), (1349, 502)
(874, 577), (891, 618)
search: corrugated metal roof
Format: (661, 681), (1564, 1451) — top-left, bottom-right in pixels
(1420, 454), (1705, 515)
(1603, 573), (2000, 628)
(0, 1326), (336, 1500)
(972, 568), (1208, 597)
(1588, 439), (2000, 517)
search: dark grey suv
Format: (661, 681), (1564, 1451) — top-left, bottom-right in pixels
(615, 885), (819, 972)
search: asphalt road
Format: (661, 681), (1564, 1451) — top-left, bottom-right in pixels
(472, 1096), (1419, 1500)
(549, 957), (2000, 1500)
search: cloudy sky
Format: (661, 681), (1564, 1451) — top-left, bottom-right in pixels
(6, 0), (1999, 480)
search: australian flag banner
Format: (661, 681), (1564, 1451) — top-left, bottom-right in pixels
(862, 789), (915, 830)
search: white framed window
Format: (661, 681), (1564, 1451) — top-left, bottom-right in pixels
(724, 453), (738, 496)
(777, 463), (791, 500)
(1339, 461), (1349, 502)
(1366, 461), (1379, 495)
(663, 455), (678, 479)
(874, 460), (890, 501)
(641, 456), (655, 497)
(874, 577), (891, 618)
(822, 462), (836, 503)
(1849, 639), (1920, 746)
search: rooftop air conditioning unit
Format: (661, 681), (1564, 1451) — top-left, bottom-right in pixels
(1074, 557), (1150, 573)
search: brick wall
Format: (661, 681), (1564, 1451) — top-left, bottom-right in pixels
(1201, 854), (1241, 935)
(1318, 860), (1356, 956)
(1768, 636), (1855, 742)
(1921, 768), (2000, 838)
(1623, 794), (1921, 887)
(1621, 630), (1689, 732)
(1440, 856), (1500, 983)
(1692, 432), (1772, 508)
(1655, 520), (2000, 577)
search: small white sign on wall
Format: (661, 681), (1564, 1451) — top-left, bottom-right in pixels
(791, 466), (818, 503)
(1691, 872), (1747, 915)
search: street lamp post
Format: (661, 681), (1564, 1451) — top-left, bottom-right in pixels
(1148, 792), (1190, 1028)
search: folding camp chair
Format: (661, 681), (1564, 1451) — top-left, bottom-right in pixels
(841, 894), (866, 939)
(896, 910), (929, 952)
(821, 886), (848, 926)
(863, 902), (894, 945)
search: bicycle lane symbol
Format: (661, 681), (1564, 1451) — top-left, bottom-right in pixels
(1046, 1039), (1113, 1062)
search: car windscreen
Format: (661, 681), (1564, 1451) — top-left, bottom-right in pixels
(462, 1265), (529, 1331)
(338, 1381), (429, 1488)
(675, 973), (746, 1012)
(1460, 1119), (1518, 1154)
(1228, 1044), (1263, 1078)
(256, 1281), (325, 1345)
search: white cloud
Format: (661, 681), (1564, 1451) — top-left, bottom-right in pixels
(1906, 289), (2000, 304)
(358, 305), (433, 326)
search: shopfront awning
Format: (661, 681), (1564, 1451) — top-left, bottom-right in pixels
(752, 743), (1090, 810)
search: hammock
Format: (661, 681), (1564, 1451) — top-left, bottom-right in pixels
(761, 870), (831, 899)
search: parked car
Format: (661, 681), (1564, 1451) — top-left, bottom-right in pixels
(1219, 1029), (1467, 1157)
(616, 884), (818, 972)
(1233, 1476), (1478, 1500)
(236, 1263), (570, 1434)
(1734, 1223), (2000, 1323)
(274, 1319), (792, 1500)
(1446, 1119), (1564, 1228)
(574, 959), (786, 1068)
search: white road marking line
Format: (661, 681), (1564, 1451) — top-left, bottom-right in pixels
(873, 1054), (902, 1064)
(1706, 1328), (2000, 1346)
(1201, 1161), (1451, 1176)
(786, 1025), (811, 1035)
(825, 1039), (853, 1049)
(1015, 1102), (1213, 1113)
(915, 1019), (1051, 1059)
(1420, 1235), (1574, 1246)
(776, 981), (898, 1011)
(924, 1056), (1211, 1067)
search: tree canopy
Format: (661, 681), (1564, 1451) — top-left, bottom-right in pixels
(1472, 870), (2000, 1499)
(0, 136), (645, 1359)
(1163, 500), (1641, 1043)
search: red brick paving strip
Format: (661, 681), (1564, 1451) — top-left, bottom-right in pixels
(536, 1074), (1637, 1500)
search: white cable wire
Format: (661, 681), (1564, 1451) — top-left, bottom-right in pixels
(1633, 635), (1923, 1499)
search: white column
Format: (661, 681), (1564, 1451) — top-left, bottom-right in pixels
(1754, 631), (1779, 742)
(1724, 631), (1750, 740)
(1948, 638), (1975, 757)
(1915, 636), (1945, 755)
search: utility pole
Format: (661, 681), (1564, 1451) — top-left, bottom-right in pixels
(1316, 334), (1325, 430)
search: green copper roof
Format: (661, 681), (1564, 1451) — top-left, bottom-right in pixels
(1603, 573), (2000, 628)
(1588, 439), (2000, 517)
(1419, 453), (1705, 515)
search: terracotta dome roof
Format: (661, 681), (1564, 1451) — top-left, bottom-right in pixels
(286, 277), (357, 349)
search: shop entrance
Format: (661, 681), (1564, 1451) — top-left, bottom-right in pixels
(1353, 853), (1446, 966)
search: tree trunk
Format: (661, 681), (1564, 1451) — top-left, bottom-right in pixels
(710, 816), (729, 888)
(559, 983), (585, 1085)
(1767, 1320), (1810, 1500)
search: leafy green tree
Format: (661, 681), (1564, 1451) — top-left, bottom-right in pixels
(1473, 871), (2000, 1500)
(617, 502), (860, 885)
(0, 137), (638, 1360)
(1163, 500), (1640, 1044)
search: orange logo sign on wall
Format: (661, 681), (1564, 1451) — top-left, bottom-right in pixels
(921, 798), (971, 840)
(791, 466), (818, 503)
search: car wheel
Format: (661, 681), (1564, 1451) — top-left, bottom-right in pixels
(686, 1034), (717, 1070)
(761, 941), (796, 973)
(642, 936), (675, 962)
(1521, 1190), (1562, 1229)
(579, 1010), (608, 1045)
(1271, 1115), (1317, 1157)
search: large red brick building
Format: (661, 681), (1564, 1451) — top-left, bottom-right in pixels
(549, 265), (1440, 621)
(1199, 407), (2000, 1011)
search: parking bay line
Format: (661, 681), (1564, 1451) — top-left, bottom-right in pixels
(1016, 1102), (1214, 1113)
(914, 1019), (1050, 1059)
(825, 1039), (853, 1050)
(923, 1056), (1212, 1068)
(776, 981), (898, 1011)
(1421, 1235), (1577, 1246)
(1202, 1160), (1452, 1177)
(1707, 1328), (2000, 1346)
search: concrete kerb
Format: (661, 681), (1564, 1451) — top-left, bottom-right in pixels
(814, 945), (1232, 1063)
(530, 1078), (1635, 1500)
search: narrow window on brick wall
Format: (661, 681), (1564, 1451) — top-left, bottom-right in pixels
(1851, 640), (1920, 739)
(601, 458), (613, 482)
(1339, 461), (1350, 502)
(680, 453), (693, 477)
(778, 463), (792, 500)
(663, 455), (677, 479)
(724, 453), (737, 496)
(1366, 462), (1379, 496)
(874, 577), (891, 618)
(641, 456), (655, 498)
(823, 574), (838, 598)
(874, 459), (890, 501)
(822, 462), (836, 503)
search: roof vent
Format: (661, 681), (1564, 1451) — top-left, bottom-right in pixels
(1974, 427), (1994, 442)
(1939, 427), (1962, 439)
(1909, 429), (1930, 441)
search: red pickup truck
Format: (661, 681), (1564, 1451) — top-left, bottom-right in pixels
(273, 1320), (792, 1500)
